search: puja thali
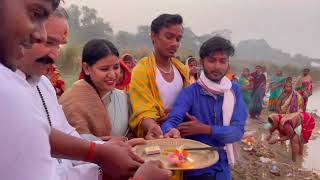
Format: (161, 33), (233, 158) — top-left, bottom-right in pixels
(134, 138), (219, 170)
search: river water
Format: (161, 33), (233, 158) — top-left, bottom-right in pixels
(302, 82), (320, 172)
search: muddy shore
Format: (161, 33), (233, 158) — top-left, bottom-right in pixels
(232, 110), (320, 180)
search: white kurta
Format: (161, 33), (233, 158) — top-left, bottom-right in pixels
(0, 63), (54, 180)
(16, 70), (100, 180)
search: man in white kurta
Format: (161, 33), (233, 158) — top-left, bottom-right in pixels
(1, 2), (154, 180)
(16, 70), (102, 180)
(0, 63), (55, 180)
(16, 7), (102, 180)
(0, 0), (61, 179)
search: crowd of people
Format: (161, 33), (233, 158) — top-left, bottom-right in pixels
(238, 66), (313, 115)
(0, 0), (316, 180)
(238, 65), (315, 162)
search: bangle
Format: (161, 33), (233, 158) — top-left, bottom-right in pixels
(85, 141), (96, 161)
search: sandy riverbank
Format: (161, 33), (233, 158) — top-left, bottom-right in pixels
(232, 110), (320, 180)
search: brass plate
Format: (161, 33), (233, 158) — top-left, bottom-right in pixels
(134, 138), (219, 170)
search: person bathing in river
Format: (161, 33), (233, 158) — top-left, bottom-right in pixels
(266, 112), (316, 162)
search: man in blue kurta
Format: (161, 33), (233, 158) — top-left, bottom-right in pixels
(162, 36), (247, 180)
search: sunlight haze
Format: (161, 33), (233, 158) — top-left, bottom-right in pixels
(64, 0), (320, 58)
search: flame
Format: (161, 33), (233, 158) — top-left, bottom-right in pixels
(242, 136), (255, 146)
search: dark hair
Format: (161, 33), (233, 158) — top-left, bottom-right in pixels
(286, 76), (293, 82)
(303, 68), (310, 72)
(82, 39), (119, 66)
(51, 6), (69, 20)
(186, 57), (199, 80)
(123, 54), (133, 62)
(268, 117), (274, 124)
(82, 39), (119, 88)
(187, 57), (197, 65)
(52, 0), (61, 10)
(151, 14), (183, 34)
(199, 36), (235, 59)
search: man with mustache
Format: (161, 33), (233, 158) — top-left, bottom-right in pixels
(16, 6), (171, 180)
(0, 0), (161, 179)
(0, 0), (61, 179)
(162, 36), (247, 180)
(16, 7), (104, 180)
(17, 5), (66, 98)
(129, 14), (189, 140)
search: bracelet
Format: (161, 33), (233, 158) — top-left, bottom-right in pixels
(85, 141), (96, 161)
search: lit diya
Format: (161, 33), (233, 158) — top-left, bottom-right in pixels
(241, 136), (255, 151)
(135, 139), (219, 170)
(167, 146), (194, 168)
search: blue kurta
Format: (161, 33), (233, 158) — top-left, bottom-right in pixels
(162, 82), (248, 179)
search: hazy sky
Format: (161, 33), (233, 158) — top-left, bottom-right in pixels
(65, 0), (320, 59)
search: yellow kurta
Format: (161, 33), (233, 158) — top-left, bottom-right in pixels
(129, 53), (189, 137)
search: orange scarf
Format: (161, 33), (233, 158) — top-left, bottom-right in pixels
(116, 61), (131, 91)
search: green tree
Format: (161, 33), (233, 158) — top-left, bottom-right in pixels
(180, 27), (198, 54)
(114, 31), (137, 49)
(136, 25), (152, 47)
(66, 4), (113, 44)
(67, 4), (81, 41)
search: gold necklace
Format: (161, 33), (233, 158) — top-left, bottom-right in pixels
(157, 63), (173, 74)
